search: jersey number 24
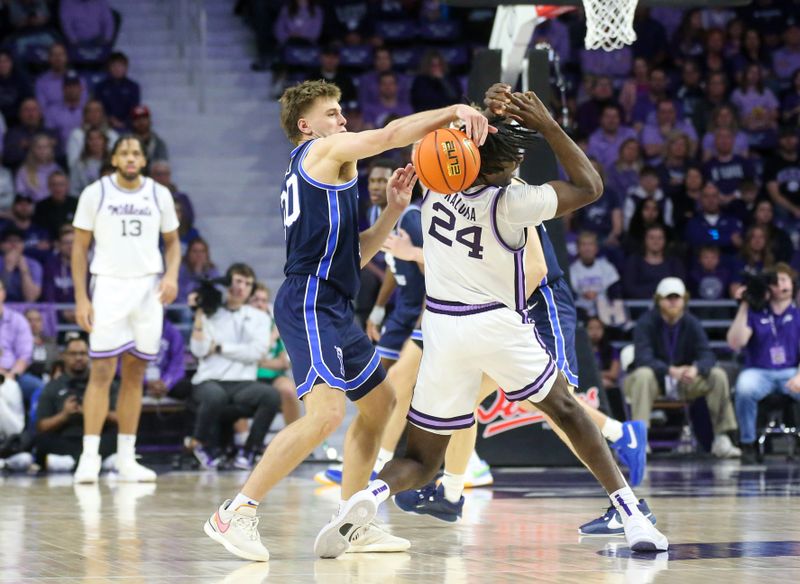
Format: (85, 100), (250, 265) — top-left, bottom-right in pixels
(428, 202), (484, 259)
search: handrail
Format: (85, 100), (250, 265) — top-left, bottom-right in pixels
(167, 0), (207, 113)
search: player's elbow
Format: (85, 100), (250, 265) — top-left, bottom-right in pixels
(585, 169), (604, 201)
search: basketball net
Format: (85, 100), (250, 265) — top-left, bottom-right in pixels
(534, 2), (639, 51)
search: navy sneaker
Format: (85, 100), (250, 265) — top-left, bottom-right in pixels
(612, 420), (647, 487)
(393, 483), (463, 523)
(578, 499), (656, 536)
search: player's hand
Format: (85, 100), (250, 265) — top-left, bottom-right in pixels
(366, 319), (381, 342)
(504, 91), (557, 133)
(62, 395), (81, 415)
(386, 164), (417, 213)
(75, 297), (94, 333)
(454, 104), (496, 146)
(484, 83), (512, 116)
(381, 229), (418, 261)
(146, 380), (168, 399)
(786, 375), (800, 394)
(158, 277), (178, 305)
(680, 365), (698, 383)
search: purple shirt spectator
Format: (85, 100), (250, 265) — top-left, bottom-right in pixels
(773, 48), (800, 83)
(640, 120), (698, 153)
(362, 72), (413, 128)
(701, 130), (750, 159)
(730, 87), (779, 119)
(35, 72), (87, 113)
(580, 48), (633, 82)
(574, 188), (622, 240)
(690, 264), (733, 300)
(0, 255), (43, 302)
(42, 252), (73, 303)
(44, 101), (84, 145)
(157, 318), (185, 391)
(59, 0), (114, 45)
(606, 165), (640, 199)
(703, 154), (755, 195)
(532, 18), (571, 63)
(15, 162), (62, 202)
(177, 263), (220, 304)
(273, 2), (324, 46)
(0, 305), (33, 370)
(744, 305), (800, 369)
(587, 126), (637, 171)
(359, 72), (411, 110)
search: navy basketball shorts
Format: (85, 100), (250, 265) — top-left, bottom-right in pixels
(526, 277), (580, 388)
(274, 275), (386, 400)
(376, 310), (419, 360)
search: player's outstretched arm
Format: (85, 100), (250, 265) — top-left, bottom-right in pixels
(360, 164), (417, 268)
(322, 105), (493, 165)
(72, 228), (94, 332)
(504, 91), (603, 217)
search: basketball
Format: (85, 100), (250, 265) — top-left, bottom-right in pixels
(413, 128), (481, 195)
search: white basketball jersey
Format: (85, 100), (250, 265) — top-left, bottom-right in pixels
(421, 180), (557, 312)
(73, 175), (179, 277)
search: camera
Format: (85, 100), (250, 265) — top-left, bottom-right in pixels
(192, 277), (227, 316)
(740, 272), (776, 312)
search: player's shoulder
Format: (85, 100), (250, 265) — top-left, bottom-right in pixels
(77, 178), (104, 201)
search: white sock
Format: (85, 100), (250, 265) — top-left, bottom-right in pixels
(338, 499), (348, 515)
(82, 434), (100, 457)
(601, 418), (624, 443)
(117, 434), (137, 463)
(368, 479), (391, 504)
(441, 472), (465, 503)
(609, 486), (642, 520)
(234, 432), (248, 448)
(373, 448), (394, 473)
(226, 492), (259, 518)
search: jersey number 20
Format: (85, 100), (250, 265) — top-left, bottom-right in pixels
(428, 202), (484, 259)
(281, 174), (300, 228)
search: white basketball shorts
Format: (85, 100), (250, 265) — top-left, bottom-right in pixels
(89, 274), (163, 361)
(408, 304), (558, 435)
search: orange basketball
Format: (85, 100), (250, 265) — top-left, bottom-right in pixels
(413, 128), (480, 195)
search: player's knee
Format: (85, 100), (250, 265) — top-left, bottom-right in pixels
(308, 407), (345, 439)
(540, 375), (579, 425)
(89, 358), (117, 384)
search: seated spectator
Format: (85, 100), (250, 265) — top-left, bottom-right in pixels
(178, 237), (219, 304)
(731, 225), (776, 284)
(731, 63), (779, 150)
(726, 179), (760, 226)
(624, 197), (670, 255)
(42, 225), (76, 323)
(656, 133), (693, 201)
(0, 50), (33, 127)
(676, 60), (705, 132)
(25, 307), (57, 378)
(35, 43), (87, 114)
(605, 138), (642, 198)
(689, 245), (735, 300)
(35, 335), (117, 470)
(66, 99), (118, 167)
(130, 105), (168, 169)
(773, 24), (800, 86)
(587, 105), (638, 172)
(69, 128), (106, 195)
(150, 160), (195, 230)
(3, 98), (60, 171)
(618, 57), (649, 117)
(730, 27), (772, 76)
(631, 67), (671, 128)
(702, 128), (755, 199)
(624, 277), (740, 457)
(640, 99), (698, 162)
(249, 282), (301, 426)
(576, 76), (615, 135)
(764, 126), (800, 222)
(586, 317), (621, 390)
(728, 263), (800, 462)
(570, 231), (621, 319)
(189, 263), (281, 470)
(623, 166), (671, 230)
(674, 9), (705, 62)
(94, 52), (140, 131)
(782, 70), (800, 126)
(0, 371), (24, 441)
(32, 171), (76, 238)
(312, 45), (357, 110)
(749, 199), (794, 263)
(0, 194), (51, 261)
(143, 317), (186, 401)
(694, 71), (730, 136)
(572, 161), (623, 247)
(274, 0), (323, 48)
(700, 104), (750, 161)
(363, 72), (413, 129)
(0, 227), (43, 302)
(0, 278), (43, 403)
(632, 8), (669, 65)
(9, 0), (51, 31)
(685, 182), (743, 255)
(43, 70), (87, 146)
(579, 46), (633, 86)
(15, 133), (61, 202)
(358, 47), (410, 111)
(410, 50), (463, 113)
(0, 165), (17, 218)
(675, 165), (705, 228)
(623, 225), (686, 298)
(59, 0), (114, 49)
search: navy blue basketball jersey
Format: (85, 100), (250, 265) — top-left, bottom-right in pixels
(537, 223), (564, 286)
(387, 204), (425, 318)
(280, 139), (361, 299)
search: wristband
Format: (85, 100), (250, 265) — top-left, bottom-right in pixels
(368, 305), (386, 325)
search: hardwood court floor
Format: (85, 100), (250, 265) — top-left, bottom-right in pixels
(1, 460), (799, 583)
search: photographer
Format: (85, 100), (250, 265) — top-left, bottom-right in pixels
(189, 263), (281, 470)
(727, 263), (800, 462)
(624, 277), (740, 458)
(35, 336), (118, 470)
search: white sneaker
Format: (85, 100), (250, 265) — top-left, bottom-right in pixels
(204, 500), (270, 562)
(623, 513), (669, 552)
(314, 489), (377, 558)
(46, 454), (76, 473)
(711, 434), (742, 459)
(464, 456), (494, 488)
(115, 458), (157, 482)
(73, 453), (101, 484)
(346, 521), (410, 553)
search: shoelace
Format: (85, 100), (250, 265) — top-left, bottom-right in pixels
(349, 520), (383, 543)
(232, 514), (261, 541)
(417, 484), (438, 502)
